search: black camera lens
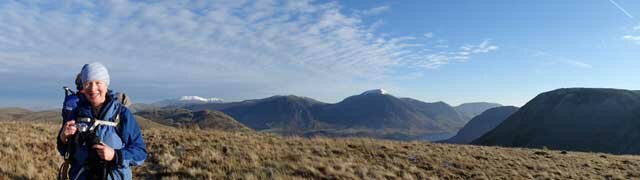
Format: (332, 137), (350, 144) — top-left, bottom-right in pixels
(76, 117), (92, 133)
(76, 123), (89, 132)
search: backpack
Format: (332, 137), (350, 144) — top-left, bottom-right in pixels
(61, 87), (80, 122)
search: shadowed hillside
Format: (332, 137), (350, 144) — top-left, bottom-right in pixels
(3, 121), (640, 179)
(218, 95), (325, 131)
(315, 94), (465, 132)
(474, 88), (640, 155)
(444, 106), (519, 144)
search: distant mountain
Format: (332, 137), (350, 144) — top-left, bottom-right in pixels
(443, 106), (519, 144)
(310, 93), (466, 140)
(473, 88), (640, 155)
(188, 95), (327, 131)
(184, 89), (468, 140)
(135, 108), (251, 132)
(315, 93), (466, 132)
(454, 102), (502, 119)
(400, 98), (469, 129)
(0, 108), (32, 121)
(0, 108), (61, 124)
(152, 96), (224, 107)
(14, 110), (61, 124)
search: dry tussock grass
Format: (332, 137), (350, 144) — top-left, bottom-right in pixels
(2, 121), (640, 179)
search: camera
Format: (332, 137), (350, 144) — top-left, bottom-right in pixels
(75, 117), (101, 147)
(74, 117), (111, 179)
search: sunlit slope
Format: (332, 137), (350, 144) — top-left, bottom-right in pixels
(2, 122), (640, 179)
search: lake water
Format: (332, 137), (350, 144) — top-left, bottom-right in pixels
(418, 132), (457, 142)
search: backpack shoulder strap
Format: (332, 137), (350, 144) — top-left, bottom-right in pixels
(114, 105), (124, 138)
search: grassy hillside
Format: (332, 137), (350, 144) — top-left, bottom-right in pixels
(134, 115), (174, 130)
(136, 109), (251, 132)
(0, 108), (34, 122)
(1, 121), (640, 179)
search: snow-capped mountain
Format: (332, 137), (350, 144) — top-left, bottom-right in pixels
(178, 96), (224, 103)
(361, 89), (388, 95)
(152, 96), (224, 107)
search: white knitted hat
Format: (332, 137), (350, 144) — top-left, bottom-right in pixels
(80, 62), (110, 86)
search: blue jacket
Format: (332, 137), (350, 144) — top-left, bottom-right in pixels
(57, 90), (147, 180)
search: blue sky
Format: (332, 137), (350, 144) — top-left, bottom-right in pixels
(0, 0), (639, 109)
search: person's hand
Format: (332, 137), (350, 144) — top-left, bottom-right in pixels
(60, 120), (77, 144)
(93, 143), (115, 161)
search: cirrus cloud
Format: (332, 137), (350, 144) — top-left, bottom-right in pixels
(0, 0), (498, 104)
(623, 24), (640, 45)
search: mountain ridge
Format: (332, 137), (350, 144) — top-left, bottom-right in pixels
(473, 88), (640, 154)
(174, 90), (468, 140)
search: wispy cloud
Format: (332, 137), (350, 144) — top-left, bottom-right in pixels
(0, 0), (497, 103)
(560, 59), (593, 69)
(424, 32), (434, 39)
(530, 49), (593, 69)
(461, 40), (499, 54)
(624, 35), (640, 40)
(623, 24), (640, 44)
(608, 0), (634, 19)
(356, 5), (390, 16)
(623, 35), (640, 44)
(414, 39), (498, 69)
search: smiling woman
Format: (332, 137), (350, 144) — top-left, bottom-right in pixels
(80, 63), (110, 113)
(56, 62), (147, 180)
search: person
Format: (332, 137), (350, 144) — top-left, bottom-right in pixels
(57, 62), (147, 180)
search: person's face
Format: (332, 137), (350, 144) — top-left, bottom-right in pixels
(83, 80), (108, 108)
